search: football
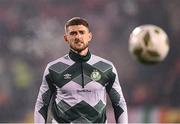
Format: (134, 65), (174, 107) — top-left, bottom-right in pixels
(129, 24), (170, 64)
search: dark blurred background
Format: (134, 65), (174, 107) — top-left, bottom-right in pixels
(0, 0), (180, 123)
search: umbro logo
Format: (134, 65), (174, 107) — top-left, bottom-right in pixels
(63, 73), (72, 79)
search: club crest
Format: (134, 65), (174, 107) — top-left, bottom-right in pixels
(90, 69), (101, 81)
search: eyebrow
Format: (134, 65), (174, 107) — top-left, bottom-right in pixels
(69, 29), (87, 33)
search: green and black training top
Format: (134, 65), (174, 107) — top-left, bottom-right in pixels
(34, 50), (128, 123)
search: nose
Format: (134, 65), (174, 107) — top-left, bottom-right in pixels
(75, 32), (82, 39)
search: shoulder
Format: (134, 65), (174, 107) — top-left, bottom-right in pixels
(90, 54), (114, 66)
(46, 54), (74, 70)
(89, 54), (116, 72)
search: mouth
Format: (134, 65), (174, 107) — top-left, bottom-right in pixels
(74, 40), (83, 45)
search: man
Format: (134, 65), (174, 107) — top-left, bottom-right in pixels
(34, 17), (128, 123)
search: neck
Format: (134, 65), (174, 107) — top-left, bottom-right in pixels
(69, 48), (91, 62)
(71, 47), (89, 56)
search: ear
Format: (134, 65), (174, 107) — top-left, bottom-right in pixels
(64, 34), (68, 42)
(88, 32), (92, 42)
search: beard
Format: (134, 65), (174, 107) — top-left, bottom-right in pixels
(70, 41), (88, 53)
(70, 45), (88, 53)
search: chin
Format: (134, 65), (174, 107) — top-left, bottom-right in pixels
(74, 47), (86, 51)
(75, 49), (84, 53)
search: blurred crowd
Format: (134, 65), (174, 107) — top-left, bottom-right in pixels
(0, 0), (180, 122)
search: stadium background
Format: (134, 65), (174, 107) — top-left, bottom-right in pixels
(0, 0), (180, 123)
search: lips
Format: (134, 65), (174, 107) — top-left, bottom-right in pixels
(75, 40), (83, 45)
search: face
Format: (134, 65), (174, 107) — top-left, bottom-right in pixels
(64, 25), (92, 53)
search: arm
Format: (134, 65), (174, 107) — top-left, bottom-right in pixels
(106, 65), (128, 123)
(34, 65), (55, 123)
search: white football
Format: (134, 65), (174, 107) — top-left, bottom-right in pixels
(129, 24), (170, 64)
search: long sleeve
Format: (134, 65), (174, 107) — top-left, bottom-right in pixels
(34, 65), (54, 123)
(106, 64), (128, 123)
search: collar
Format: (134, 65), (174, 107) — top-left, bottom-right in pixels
(69, 49), (91, 62)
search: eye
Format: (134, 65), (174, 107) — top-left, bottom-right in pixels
(79, 31), (85, 34)
(70, 31), (77, 35)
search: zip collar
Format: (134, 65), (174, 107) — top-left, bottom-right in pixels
(69, 49), (91, 62)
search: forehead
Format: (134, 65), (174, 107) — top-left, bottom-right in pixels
(67, 25), (89, 32)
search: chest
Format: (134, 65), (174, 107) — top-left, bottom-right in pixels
(49, 61), (113, 90)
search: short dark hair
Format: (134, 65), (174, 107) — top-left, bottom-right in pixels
(65, 17), (90, 32)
